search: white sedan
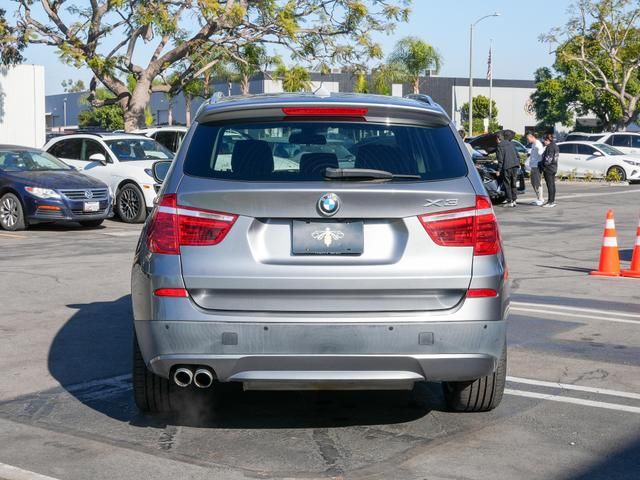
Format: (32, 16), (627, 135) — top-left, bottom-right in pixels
(557, 141), (640, 181)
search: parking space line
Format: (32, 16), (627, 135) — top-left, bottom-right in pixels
(510, 305), (640, 325)
(507, 376), (640, 400)
(0, 232), (28, 239)
(504, 388), (640, 414)
(554, 189), (640, 201)
(512, 302), (640, 319)
(0, 462), (61, 480)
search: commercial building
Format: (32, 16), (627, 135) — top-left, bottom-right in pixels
(45, 72), (538, 135)
(0, 65), (46, 148)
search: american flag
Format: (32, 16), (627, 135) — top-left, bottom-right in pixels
(487, 46), (493, 81)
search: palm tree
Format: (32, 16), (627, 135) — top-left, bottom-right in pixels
(275, 63), (312, 92)
(388, 37), (442, 94)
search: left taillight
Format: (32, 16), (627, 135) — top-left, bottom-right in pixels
(147, 193), (237, 255)
(418, 195), (501, 256)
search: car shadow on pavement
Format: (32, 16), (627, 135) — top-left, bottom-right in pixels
(48, 295), (436, 429)
(567, 434), (640, 480)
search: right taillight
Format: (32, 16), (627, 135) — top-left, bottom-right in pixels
(147, 194), (237, 255)
(419, 195), (501, 256)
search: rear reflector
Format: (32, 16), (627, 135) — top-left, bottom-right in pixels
(466, 288), (498, 298)
(147, 194), (237, 255)
(154, 288), (188, 297)
(282, 107), (369, 117)
(419, 195), (501, 256)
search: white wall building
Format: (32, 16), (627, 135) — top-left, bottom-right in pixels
(0, 65), (46, 147)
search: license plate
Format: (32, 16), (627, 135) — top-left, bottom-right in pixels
(83, 201), (100, 212)
(292, 220), (364, 255)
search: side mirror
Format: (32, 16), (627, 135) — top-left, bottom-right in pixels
(593, 151), (603, 157)
(89, 153), (108, 165)
(152, 160), (172, 184)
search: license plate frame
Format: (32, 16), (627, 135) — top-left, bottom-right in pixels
(83, 201), (100, 212)
(292, 220), (364, 255)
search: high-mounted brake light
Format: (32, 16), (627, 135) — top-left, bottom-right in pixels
(282, 107), (369, 117)
(147, 193), (237, 255)
(419, 195), (501, 256)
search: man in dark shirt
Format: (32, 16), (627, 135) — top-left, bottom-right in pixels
(495, 131), (520, 207)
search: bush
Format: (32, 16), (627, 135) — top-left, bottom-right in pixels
(606, 168), (624, 182)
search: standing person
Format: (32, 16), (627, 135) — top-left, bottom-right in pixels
(495, 131), (520, 207)
(540, 133), (559, 208)
(526, 132), (545, 206)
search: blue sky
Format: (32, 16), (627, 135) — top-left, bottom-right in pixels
(10, 0), (572, 95)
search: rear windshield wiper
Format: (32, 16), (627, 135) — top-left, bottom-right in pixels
(323, 167), (421, 181)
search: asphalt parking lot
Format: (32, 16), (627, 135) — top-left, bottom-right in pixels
(1, 182), (640, 480)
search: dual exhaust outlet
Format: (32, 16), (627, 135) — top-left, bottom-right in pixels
(173, 367), (214, 388)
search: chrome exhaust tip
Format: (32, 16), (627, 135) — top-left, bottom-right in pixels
(173, 367), (193, 387)
(193, 368), (214, 389)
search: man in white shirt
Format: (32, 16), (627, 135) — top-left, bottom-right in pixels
(526, 132), (545, 206)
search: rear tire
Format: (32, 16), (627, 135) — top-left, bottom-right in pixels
(79, 219), (104, 228)
(133, 334), (173, 413)
(116, 184), (147, 223)
(442, 343), (507, 412)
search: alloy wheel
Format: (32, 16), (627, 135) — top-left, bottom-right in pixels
(120, 187), (140, 221)
(0, 196), (19, 229)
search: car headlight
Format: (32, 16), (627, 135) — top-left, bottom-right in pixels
(144, 168), (154, 178)
(25, 186), (61, 200)
(623, 159), (640, 166)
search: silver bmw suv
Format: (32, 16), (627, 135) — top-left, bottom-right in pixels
(131, 93), (509, 413)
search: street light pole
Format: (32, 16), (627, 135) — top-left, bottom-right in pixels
(468, 12), (500, 137)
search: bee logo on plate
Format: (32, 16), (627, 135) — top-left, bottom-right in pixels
(318, 193), (340, 217)
(312, 227), (345, 247)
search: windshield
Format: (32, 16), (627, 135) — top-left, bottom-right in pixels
(184, 121), (467, 182)
(105, 138), (173, 161)
(0, 149), (72, 172)
(594, 144), (624, 155)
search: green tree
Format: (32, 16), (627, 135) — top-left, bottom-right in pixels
(371, 62), (406, 95)
(388, 36), (442, 94)
(78, 89), (124, 130)
(0, 8), (24, 65)
(61, 79), (86, 93)
(353, 71), (369, 93)
(461, 95), (499, 133)
(14, 0), (409, 131)
(542, 0), (640, 129)
(274, 62), (312, 92)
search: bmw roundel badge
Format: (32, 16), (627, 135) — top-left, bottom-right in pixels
(318, 193), (340, 217)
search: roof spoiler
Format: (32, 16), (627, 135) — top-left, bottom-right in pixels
(404, 94), (449, 118)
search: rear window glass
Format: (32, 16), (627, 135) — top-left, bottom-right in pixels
(183, 122), (467, 181)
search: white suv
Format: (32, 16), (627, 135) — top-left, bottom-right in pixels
(132, 126), (187, 153)
(43, 133), (174, 223)
(597, 132), (640, 155)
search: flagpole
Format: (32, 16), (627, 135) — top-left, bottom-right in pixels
(488, 40), (493, 132)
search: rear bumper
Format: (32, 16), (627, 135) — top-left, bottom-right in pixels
(135, 319), (506, 388)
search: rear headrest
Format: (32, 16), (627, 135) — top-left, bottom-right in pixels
(299, 153), (339, 179)
(231, 140), (274, 179)
(355, 144), (417, 175)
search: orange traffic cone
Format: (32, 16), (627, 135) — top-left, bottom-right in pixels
(590, 209), (621, 277)
(622, 216), (640, 278)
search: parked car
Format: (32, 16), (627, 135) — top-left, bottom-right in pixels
(132, 126), (188, 153)
(0, 145), (112, 231)
(43, 133), (174, 223)
(131, 93), (509, 414)
(564, 132), (605, 142)
(597, 132), (640, 156)
(557, 141), (640, 181)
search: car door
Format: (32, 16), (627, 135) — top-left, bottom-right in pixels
(576, 144), (606, 176)
(48, 138), (84, 170)
(558, 143), (577, 173)
(81, 139), (118, 191)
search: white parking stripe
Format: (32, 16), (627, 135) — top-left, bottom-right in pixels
(511, 302), (640, 319)
(65, 373), (131, 393)
(505, 389), (640, 414)
(0, 463), (61, 480)
(507, 376), (640, 400)
(510, 306), (640, 325)
(554, 189), (640, 201)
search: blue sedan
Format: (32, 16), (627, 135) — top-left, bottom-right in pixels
(0, 145), (113, 230)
